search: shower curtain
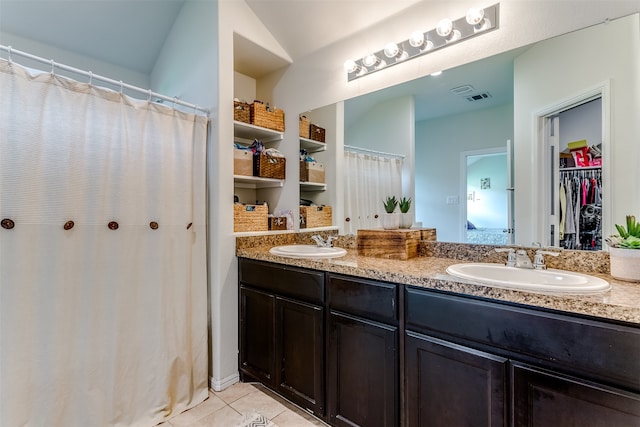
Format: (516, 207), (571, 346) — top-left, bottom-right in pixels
(0, 59), (208, 426)
(343, 150), (403, 234)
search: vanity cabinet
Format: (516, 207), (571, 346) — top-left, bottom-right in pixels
(326, 274), (399, 427)
(238, 258), (325, 416)
(404, 331), (507, 427)
(405, 286), (640, 427)
(238, 258), (640, 426)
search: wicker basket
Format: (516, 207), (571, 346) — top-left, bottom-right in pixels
(250, 102), (285, 132)
(234, 204), (268, 232)
(268, 216), (288, 231)
(299, 116), (310, 139)
(234, 148), (253, 176)
(254, 154), (286, 179)
(300, 206), (332, 229)
(310, 124), (326, 142)
(234, 101), (251, 123)
(300, 160), (325, 183)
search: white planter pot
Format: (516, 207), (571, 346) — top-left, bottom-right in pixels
(399, 213), (413, 229)
(382, 212), (400, 230)
(609, 247), (640, 282)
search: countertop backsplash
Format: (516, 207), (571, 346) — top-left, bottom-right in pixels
(236, 231), (609, 274)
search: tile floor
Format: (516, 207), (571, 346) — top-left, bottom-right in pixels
(158, 382), (329, 427)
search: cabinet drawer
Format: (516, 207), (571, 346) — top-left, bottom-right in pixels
(327, 273), (397, 324)
(239, 258), (324, 304)
(405, 287), (640, 392)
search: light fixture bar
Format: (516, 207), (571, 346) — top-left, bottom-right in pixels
(345, 3), (499, 81)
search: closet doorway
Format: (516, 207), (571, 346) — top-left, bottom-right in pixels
(540, 87), (608, 251)
(460, 146), (511, 245)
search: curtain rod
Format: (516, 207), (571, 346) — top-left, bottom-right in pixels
(0, 45), (209, 116)
(344, 144), (405, 159)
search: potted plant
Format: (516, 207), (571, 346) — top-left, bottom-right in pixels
(606, 215), (640, 282)
(399, 196), (412, 229)
(382, 196), (399, 229)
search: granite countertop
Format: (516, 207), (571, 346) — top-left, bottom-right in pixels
(236, 239), (640, 325)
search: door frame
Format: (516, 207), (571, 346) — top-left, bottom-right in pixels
(532, 80), (611, 247)
(459, 146), (509, 243)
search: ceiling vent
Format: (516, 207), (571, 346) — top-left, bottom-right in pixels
(450, 85), (475, 95)
(466, 92), (492, 102)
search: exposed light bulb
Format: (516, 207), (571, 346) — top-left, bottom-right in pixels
(409, 31), (433, 51)
(466, 8), (485, 26)
(409, 31), (424, 47)
(363, 53), (385, 69)
(384, 42), (399, 58)
(383, 42), (408, 61)
(436, 18), (453, 38)
(344, 59), (358, 73)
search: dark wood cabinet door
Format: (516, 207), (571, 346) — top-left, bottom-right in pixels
(328, 311), (398, 427)
(276, 296), (325, 416)
(512, 363), (640, 427)
(239, 286), (275, 386)
(405, 331), (507, 427)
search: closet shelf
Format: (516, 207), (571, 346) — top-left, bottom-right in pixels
(234, 121), (284, 145)
(560, 166), (602, 172)
(300, 182), (326, 192)
(300, 137), (327, 153)
(234, 175), (284, 189)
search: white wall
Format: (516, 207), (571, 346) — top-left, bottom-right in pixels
(0, 31), (149, 92)
(415, 103), (513, 242)
(513, 13), (639, 245)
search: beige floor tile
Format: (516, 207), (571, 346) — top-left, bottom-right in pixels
(191, 405), (243, 426)
(167, 395), (227, 426)
(212, 382), (259, 405)
(271, 409), (325, 427)
(229, 389), (287, 420)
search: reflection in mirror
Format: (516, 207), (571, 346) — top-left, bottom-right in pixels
(343, 14), (639, 249)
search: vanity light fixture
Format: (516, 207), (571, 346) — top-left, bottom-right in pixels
(345, 3), (499, 81)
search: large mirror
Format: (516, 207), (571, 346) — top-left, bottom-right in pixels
(341, 13), (639, 248)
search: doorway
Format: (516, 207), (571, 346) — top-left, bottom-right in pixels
(460, 147), (510, 245)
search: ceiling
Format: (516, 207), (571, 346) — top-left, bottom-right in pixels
(0, 0), (517, 122)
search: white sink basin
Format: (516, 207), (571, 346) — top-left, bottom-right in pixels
(446, 263), (611, 294)
(269, 245), (347, 259)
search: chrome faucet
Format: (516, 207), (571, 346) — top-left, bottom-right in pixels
(312, 235), (336, 248)
(495, 248), (534, 269)
(515, 250), (534, 269)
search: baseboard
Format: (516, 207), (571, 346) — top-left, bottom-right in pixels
(209, 372), (239, 392)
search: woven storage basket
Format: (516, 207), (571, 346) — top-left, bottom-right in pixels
(250, 102), (285, 132)
(310, 124), (326, 142)
(300, 160), (325, 183)
(254, 154), (286, 179)
(234, 204), (268, 232)
(268, 216), (288, 231)
(300, 206), (332, 228)
(234, 148), (253, 176)
(299, 116), (310, 138)
(234, 101), (251, 123)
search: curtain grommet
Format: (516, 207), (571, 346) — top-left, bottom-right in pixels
(150, 221), (159, 230)
(345, 217), (351, 222)
(63, 220), (74, 230)
(1, 218), (15, 229)
(187, 222), (193, 230)
(108, 221), (119, 230)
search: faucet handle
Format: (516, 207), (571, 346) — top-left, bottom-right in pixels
(533, 249), (560, 270)
(495, 247), (516, 267)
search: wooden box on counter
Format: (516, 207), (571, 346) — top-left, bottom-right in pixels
(357, 229), (424, 260)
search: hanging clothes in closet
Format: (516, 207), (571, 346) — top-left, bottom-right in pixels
(558, 168), (602, 250)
